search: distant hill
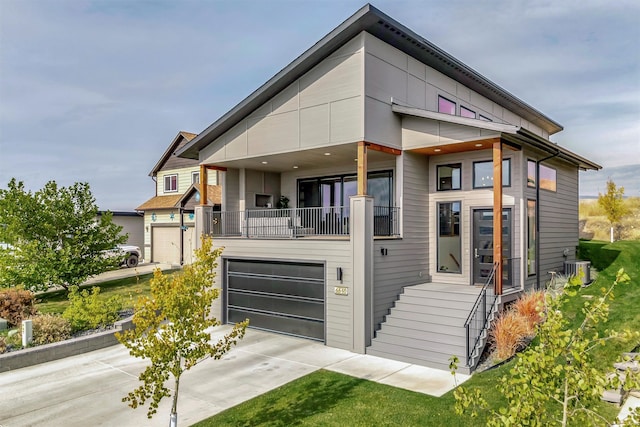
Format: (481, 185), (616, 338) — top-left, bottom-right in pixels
(579, 196), (640, 241)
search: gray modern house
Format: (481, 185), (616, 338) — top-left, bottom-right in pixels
(176, 4), (600, 372)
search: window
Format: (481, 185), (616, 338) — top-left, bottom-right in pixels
(479, 115), (492, 122)
(192, 171), (200, 184)
(460, 106), (476, 119)
(164, 174), (178, 192)
(438, 95), (456, 115)
(539, 164), (557, 192)
(298, 171), (393, 209)
(527, 200), (536, 276)
(437, 201), (461, 274)
(473, 159), (511, 188)
(437, 164), (461, 191)
(527, 160), (536, 187)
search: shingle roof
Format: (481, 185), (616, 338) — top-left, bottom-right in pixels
(149, 131), (199, 176)
(136, 185), (222, 211)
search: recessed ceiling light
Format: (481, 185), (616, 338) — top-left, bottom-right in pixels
(354, 158), (358, 161)
(293, 165), (299, 169)
(434, 148), (442, 152)
(475, 143), (483, 147)
(261, 161), (268, 164)
(324, 152), (331, 156)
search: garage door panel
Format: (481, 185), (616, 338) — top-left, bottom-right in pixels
(228, 275), (324, 300)
(228, 291), (324, 320)
(226, 259), (325, 341)
(227, 260), (324, 280)
(228, 309), (324, 341)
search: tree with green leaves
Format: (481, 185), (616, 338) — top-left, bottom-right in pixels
(598, 179), (629, 242)
(0, 178), (126, 291)
(116, 236), (249, 426)
(454, 269), (640, 426)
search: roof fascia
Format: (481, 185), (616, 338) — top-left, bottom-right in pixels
(515, 128), (601, 171)
(149, 132), (191, 176)
(177, 4), (563, 159)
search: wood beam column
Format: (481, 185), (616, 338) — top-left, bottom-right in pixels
(493, 141), (503, 295)
(200, 164), (207, 206)
(357, 141), (368, 196)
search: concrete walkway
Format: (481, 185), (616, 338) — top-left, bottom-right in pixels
(0, 327), (469, 427)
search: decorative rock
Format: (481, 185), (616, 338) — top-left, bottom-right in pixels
(602, 389), (624, 405)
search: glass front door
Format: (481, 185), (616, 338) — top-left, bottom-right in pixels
(472, 208), (511, 286)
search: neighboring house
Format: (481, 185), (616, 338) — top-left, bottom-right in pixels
(136, 131), (221, 265)
(176, 5), (600, 372)
(97, 211), (144, 251)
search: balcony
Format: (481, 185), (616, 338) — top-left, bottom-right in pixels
(211, 206), (400, 239)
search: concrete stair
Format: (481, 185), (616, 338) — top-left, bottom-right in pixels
(367, 284), (492, 374)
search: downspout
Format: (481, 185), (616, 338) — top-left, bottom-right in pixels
(535, 151), (560, 290)
(179, 207), (184, 265)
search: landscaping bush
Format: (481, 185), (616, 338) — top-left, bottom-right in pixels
(31, 314), (72, 345)
(62, 286), (123, 332)
(490, 309), (531, 361)
(0, 288), (37, 326)
(511, 291), (545, 335)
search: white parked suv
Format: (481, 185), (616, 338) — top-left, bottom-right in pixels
(112, 245), (142, 268)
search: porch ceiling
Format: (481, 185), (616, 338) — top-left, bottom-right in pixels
(408, 137), (519, 156)
(202, 142), (393, 173)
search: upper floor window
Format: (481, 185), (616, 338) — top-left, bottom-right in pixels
(527, 160), (536, 187)
(539, 164), (557, 192)
(164, 174), (178, 192)
(438, 96), (456, 115)
(473, 159), (511, 188)
(460, 106), (476, 119)
(192, 171), (200, 184)
(479, 114), (492, 122)
(437, 164), (461, 191)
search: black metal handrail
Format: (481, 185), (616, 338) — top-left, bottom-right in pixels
(464, 261), (499, 369)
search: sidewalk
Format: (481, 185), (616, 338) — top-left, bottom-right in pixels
(81, 262), (179, 286)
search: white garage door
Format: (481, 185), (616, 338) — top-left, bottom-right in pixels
(152, 227), (180, 264)
(182, 226), (197, 265)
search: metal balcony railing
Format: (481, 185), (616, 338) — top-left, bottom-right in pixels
(210, 206), (400, 238)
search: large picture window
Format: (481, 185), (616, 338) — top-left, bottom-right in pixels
(437, 201), (461, 274)
(437, 164), (461, 191)
(164, 174), (178, 192)
(473, 159), (511, 188)
(527, 200), (536, 276)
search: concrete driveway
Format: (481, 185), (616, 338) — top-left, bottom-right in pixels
(1, 327), (468, 426)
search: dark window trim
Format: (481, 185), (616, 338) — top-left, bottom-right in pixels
(527, 199), (536, 277)
(479, 114), (493, 122)
(436, 163), (462, 191)
(460, 105), (476, 119)
(527, 159), (536, 188)
(437, 201), (462, 275)
(539, 164), (558, 193)
(472, 158), (511, 189)
(438, 95), (457, 115)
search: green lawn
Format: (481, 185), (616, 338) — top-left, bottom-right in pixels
(194, 240), (640, 426)
(35, 269), (180, 314)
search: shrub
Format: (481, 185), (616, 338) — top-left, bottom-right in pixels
(31, 314), (72, 345)
(0, 288), (37, 326)
(490, 309), (530, 361)
(511, 291), (545, 335)
(62, 286), (123, 332)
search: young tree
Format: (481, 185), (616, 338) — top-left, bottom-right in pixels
(116, 236), (249, 426)
(0, 179), (126, 291)
(454, 269), (640, 426)
(598, 179), (629, 242)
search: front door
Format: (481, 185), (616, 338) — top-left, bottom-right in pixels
(473, 208), (512, 286)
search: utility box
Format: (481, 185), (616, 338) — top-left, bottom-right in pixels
(564, 260), (591, 286)
(22, 319), (33, 347)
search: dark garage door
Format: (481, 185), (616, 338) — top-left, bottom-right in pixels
(226, 259), (325, 341)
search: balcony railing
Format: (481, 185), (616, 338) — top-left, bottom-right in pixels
(210, 206), (399, 238)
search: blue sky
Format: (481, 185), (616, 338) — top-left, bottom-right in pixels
(1, 0), (638, 210)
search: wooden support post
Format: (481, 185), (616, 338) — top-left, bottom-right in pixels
(357, 141), (368, 196)
(493, 141), (503, 295)
(200, 164), (207, 206)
